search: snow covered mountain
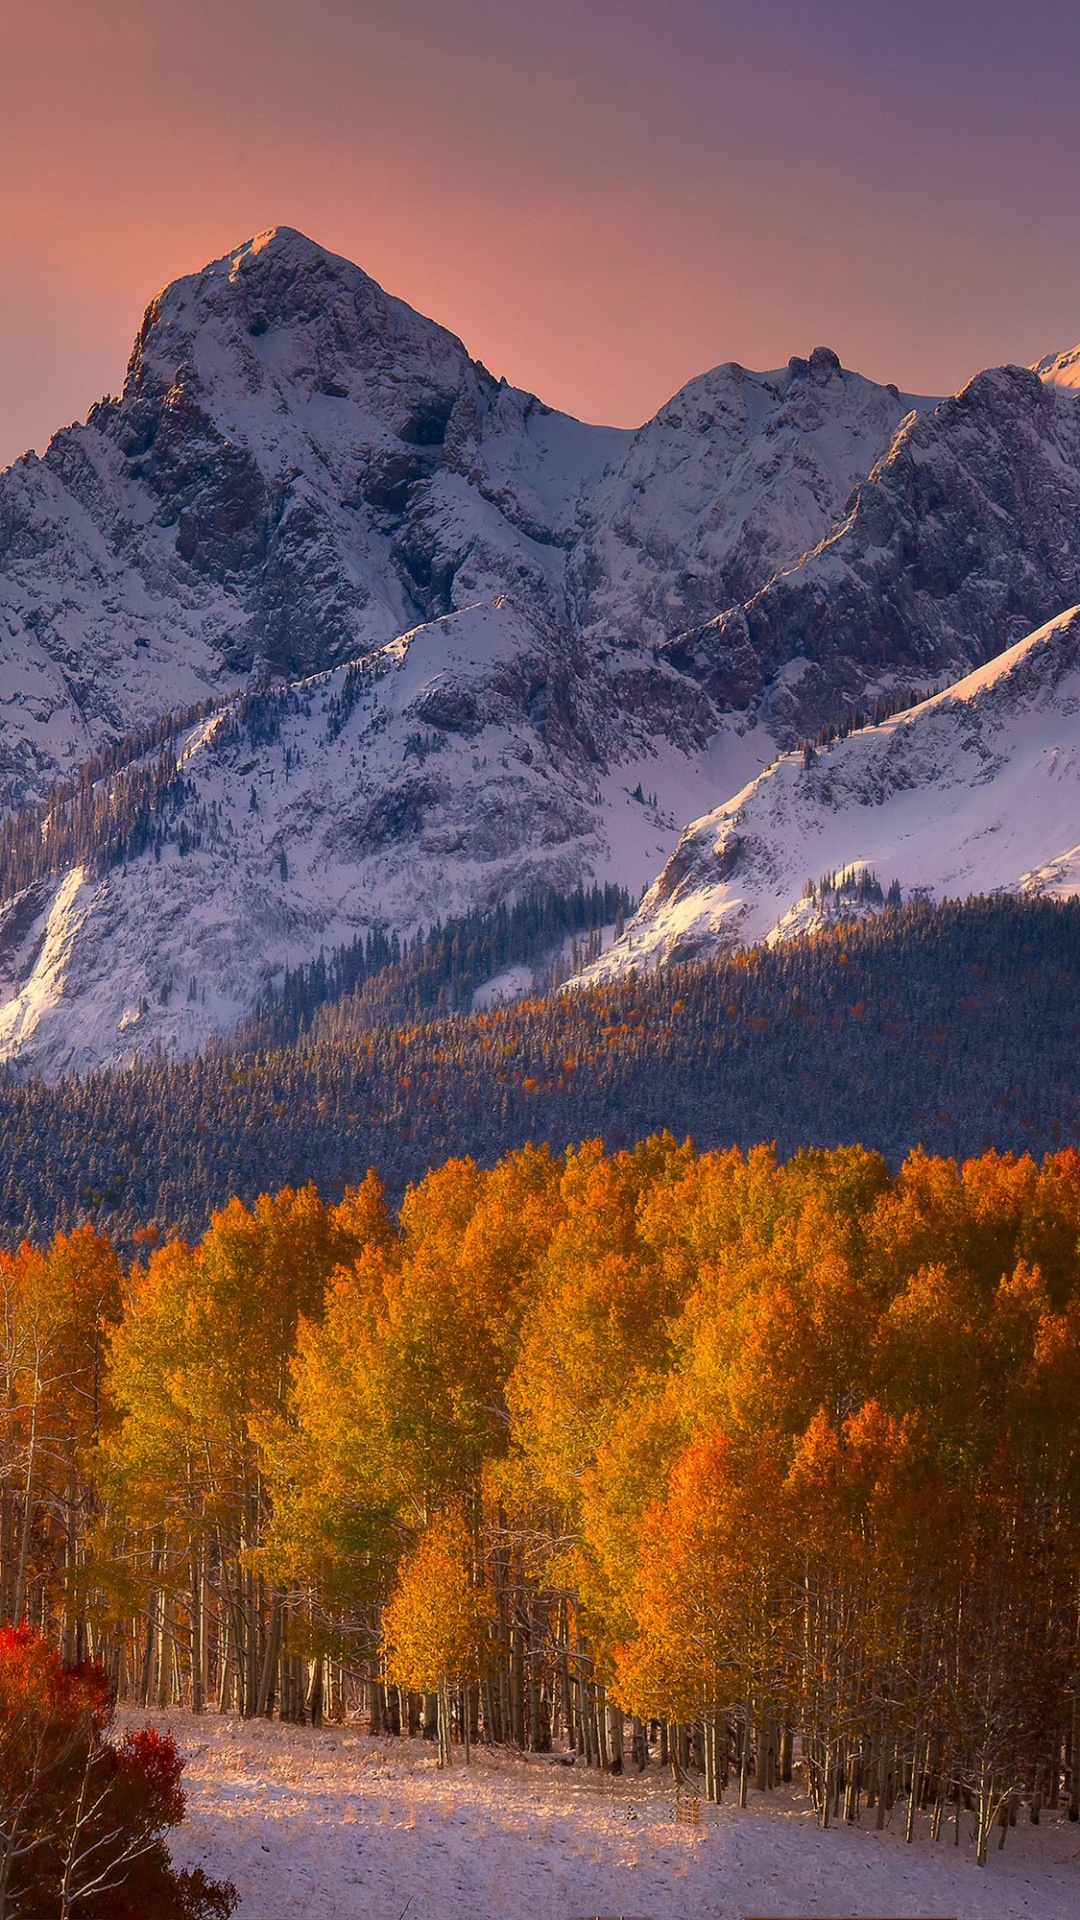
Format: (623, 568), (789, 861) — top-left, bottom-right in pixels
(585, 605), (1080, 978)
(0, 228), (626, 812)
(0, 227), (919, 816)
(8, 224), (1080, 1075)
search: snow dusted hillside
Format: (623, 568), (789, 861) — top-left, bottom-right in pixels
(0, 599), (777, 1078)
(586, 604), (1080, 977)
(0, 227), (919, 816)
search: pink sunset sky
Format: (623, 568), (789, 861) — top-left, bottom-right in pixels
(2, 0), (1079, 467)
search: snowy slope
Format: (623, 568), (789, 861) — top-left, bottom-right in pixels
(586, 604), (1080, 977)
(0, 228), (919, 814)
(571, 345), (926, 648)
(0, 599), (779, 1078)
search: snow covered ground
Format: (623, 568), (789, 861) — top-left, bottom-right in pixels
(142, 1710), (1079, 1920)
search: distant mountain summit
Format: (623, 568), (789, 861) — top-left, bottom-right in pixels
(0, 226), (918, 815)
(1033, 340), (1080, 392)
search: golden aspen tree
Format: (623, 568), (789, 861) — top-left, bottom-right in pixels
(0, 1228), (121, 1639)
(614, 1429), (791, 1804)
(382, 1506), (491, 1764)
(99, 1186), (372, 1715)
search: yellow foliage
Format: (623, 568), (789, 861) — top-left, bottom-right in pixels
(382, 1506), (491, 1692)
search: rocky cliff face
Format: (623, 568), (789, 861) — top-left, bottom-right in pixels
(667, 365), (1080, 741)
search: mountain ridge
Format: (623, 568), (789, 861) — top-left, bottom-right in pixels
(665, 362), (1080, 741)
(585, 602), (1080, 978)
(0, 226), (922, 815)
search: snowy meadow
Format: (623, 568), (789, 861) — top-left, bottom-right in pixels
(157, 1712), (1080, 1920)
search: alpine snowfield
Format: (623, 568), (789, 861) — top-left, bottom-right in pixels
(154, 1712), (1080, 1920)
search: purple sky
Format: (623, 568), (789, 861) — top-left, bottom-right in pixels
(2, 0), (1079, 465)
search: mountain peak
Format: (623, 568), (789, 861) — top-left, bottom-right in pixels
(218, 224), (389, 297)
(233, 223), (329, 259)
(127, 224), (464, 393)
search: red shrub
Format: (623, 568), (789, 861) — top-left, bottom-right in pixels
(0, 1628), (235, 1920)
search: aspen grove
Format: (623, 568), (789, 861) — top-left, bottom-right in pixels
(4, 1140), (1080, 1867)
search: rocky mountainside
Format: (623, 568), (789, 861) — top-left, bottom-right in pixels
(0, 227), (920, 816)
(667, 363), (1080, 742)
(567, 344), (924, 647)
(586, 604), (1080, 978)
(0, 598), (744, 1077)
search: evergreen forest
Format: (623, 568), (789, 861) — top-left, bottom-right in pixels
(2, 893), (1080, 1248)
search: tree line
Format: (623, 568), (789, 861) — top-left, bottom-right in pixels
(4, 1138), (1080, 1864)
(3, 894), (1080, 1250)
(0, 701), (219, 905)
(240, 881), (633, 1048)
